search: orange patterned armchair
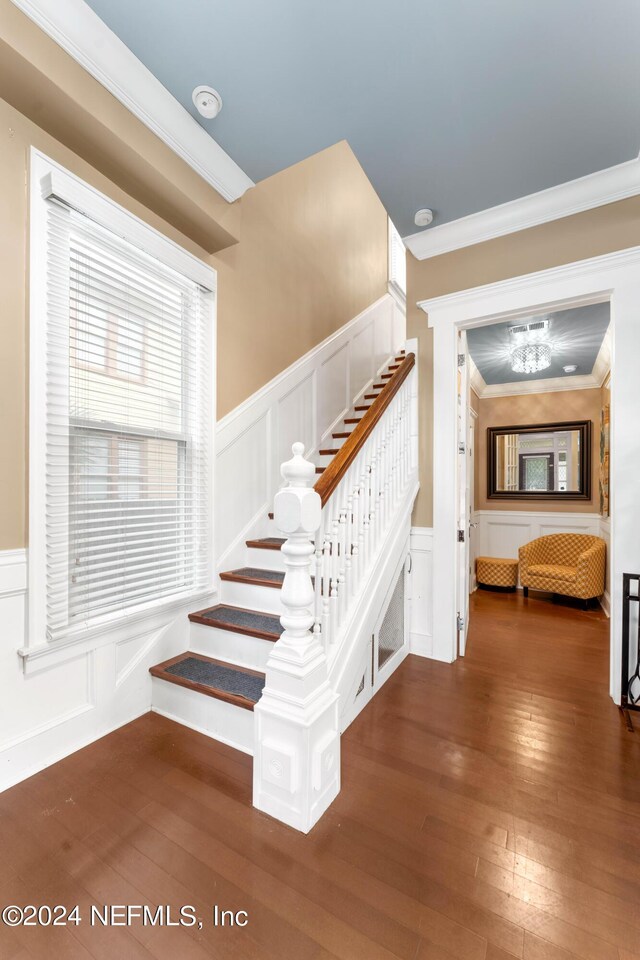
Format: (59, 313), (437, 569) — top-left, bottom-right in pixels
(519, 534), (606, 606)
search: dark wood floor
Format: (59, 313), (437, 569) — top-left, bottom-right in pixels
(1, 590), (638, 960)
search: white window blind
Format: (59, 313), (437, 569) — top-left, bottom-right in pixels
(42, 197), (213, 641)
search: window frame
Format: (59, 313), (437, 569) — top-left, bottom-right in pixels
(27, 149), (216, 655)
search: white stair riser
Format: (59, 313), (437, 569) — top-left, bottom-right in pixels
(189, 621), (274, 672)
(151, 678), (255, 755)
(221, 579), (284, 615)
(245, 547), (285, 571)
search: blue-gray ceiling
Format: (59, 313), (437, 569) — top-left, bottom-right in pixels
(467, 303), (610, 384)
(84, 0), (640, 237)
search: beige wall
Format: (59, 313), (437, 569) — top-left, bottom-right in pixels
(475, 388), (601, 513)
(213, 142), (388, 417)
(0, 4), (388, 551)
(407, 197), (640, 527)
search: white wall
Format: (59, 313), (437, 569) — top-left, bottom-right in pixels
(215, 294), (406, 571)
(0, 549), (202, 792)
(409, 527), (434, 657)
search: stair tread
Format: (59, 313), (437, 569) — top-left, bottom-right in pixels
(319, 448), (340, 455)
(220, 567), (284, 588)
(150, 652), (264, 711)
(189, 603), (283, 641)
(246, 537), (285, 550)
(332, 431), (352, 438)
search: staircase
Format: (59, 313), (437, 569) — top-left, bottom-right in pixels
(149, 346), (418, 828)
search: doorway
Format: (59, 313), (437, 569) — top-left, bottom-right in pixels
(418, 245), (640, 704)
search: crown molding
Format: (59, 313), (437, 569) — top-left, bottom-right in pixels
(9, 0), (254, 203)
(476, 372), (603, 399)
(466, 323), (611, 400)
(404, 158), (640, 260)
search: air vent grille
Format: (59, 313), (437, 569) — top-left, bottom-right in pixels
(509, 319), (549, 337)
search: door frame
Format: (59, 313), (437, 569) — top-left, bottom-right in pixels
(418, 245), (640, 703)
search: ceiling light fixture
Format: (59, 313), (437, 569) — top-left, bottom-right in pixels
(563, 364), (578, 374)
(508, 318), (552, 375)
(192, 85), (223, 119)
(414, 208), (433, 228)
(510, 342), (552, 374)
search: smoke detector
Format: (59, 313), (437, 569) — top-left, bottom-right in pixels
(192, 85), (223, 119)
(563, 364), (578, 374)
(414, 208), (434, 228)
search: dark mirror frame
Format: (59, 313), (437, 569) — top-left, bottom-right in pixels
(487, 420), (592, 501)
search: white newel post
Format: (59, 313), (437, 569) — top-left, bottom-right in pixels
(253, 443), (340, 833)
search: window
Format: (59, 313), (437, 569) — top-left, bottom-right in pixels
(388, 218), (407, 305)
(30, 152), (215, 646)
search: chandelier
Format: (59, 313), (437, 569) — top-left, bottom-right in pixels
(510, 341), (552, 374)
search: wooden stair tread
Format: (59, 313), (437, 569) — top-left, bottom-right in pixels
(220, 567), (285, 588)
(354, 405), (371, 412)
(381, 373), (393, 379)
(332, 431), (352, 439)
(364, 393), (380, 400)
(372, 383), (386, 389)
(150, 652), (264, 711)
(188, 603), (283, 641)
(319, 448), (340, 455)
(245, 537), (285, 550)
(344, 417), (362, 424)
(315, 466), (325, 474)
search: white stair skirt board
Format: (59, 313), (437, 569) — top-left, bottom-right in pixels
(151, 677), (254, 755)
(188, 621), (274, 673)
(215, 293), (406, 573)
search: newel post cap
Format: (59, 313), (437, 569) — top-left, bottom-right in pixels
(281, 442), (315, 488)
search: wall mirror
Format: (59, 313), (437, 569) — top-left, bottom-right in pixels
(487, 420), (591, 501)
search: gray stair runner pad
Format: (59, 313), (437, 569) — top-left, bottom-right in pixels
(166, 657), (264, 703)
(231, 567), (284, 584)
(201, 605), (284, 635)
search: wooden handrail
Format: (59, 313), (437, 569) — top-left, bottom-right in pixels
(314, 352), (415, 506)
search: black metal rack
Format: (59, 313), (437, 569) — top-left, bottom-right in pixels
(621, 573), (640, 721)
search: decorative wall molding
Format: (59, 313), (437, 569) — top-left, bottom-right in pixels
(215, 294), (406, 571)
(10, 0), (254, 202)
(404, 158), (640, 260)
(0, 549), (27, 599)
(409, 527), (433, 659)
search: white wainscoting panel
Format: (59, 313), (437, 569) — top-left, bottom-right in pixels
(475, 510), (608, 612)
(477, 510), (601, 567)
(215, 294), (405, 572)
(409, 527), (433, 658)
(0, 548), (204, 793)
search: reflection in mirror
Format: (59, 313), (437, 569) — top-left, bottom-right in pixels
(495, 429), (581, 492)
(488, 421), (591, 501)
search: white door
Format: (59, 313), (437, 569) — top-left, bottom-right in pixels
(456, 331), (470, 656)
(468, 420), (477, 592)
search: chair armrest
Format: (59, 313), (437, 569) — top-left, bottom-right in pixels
(576, 542), (606, 577)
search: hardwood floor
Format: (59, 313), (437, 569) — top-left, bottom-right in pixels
(1, 590), (638, 960)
